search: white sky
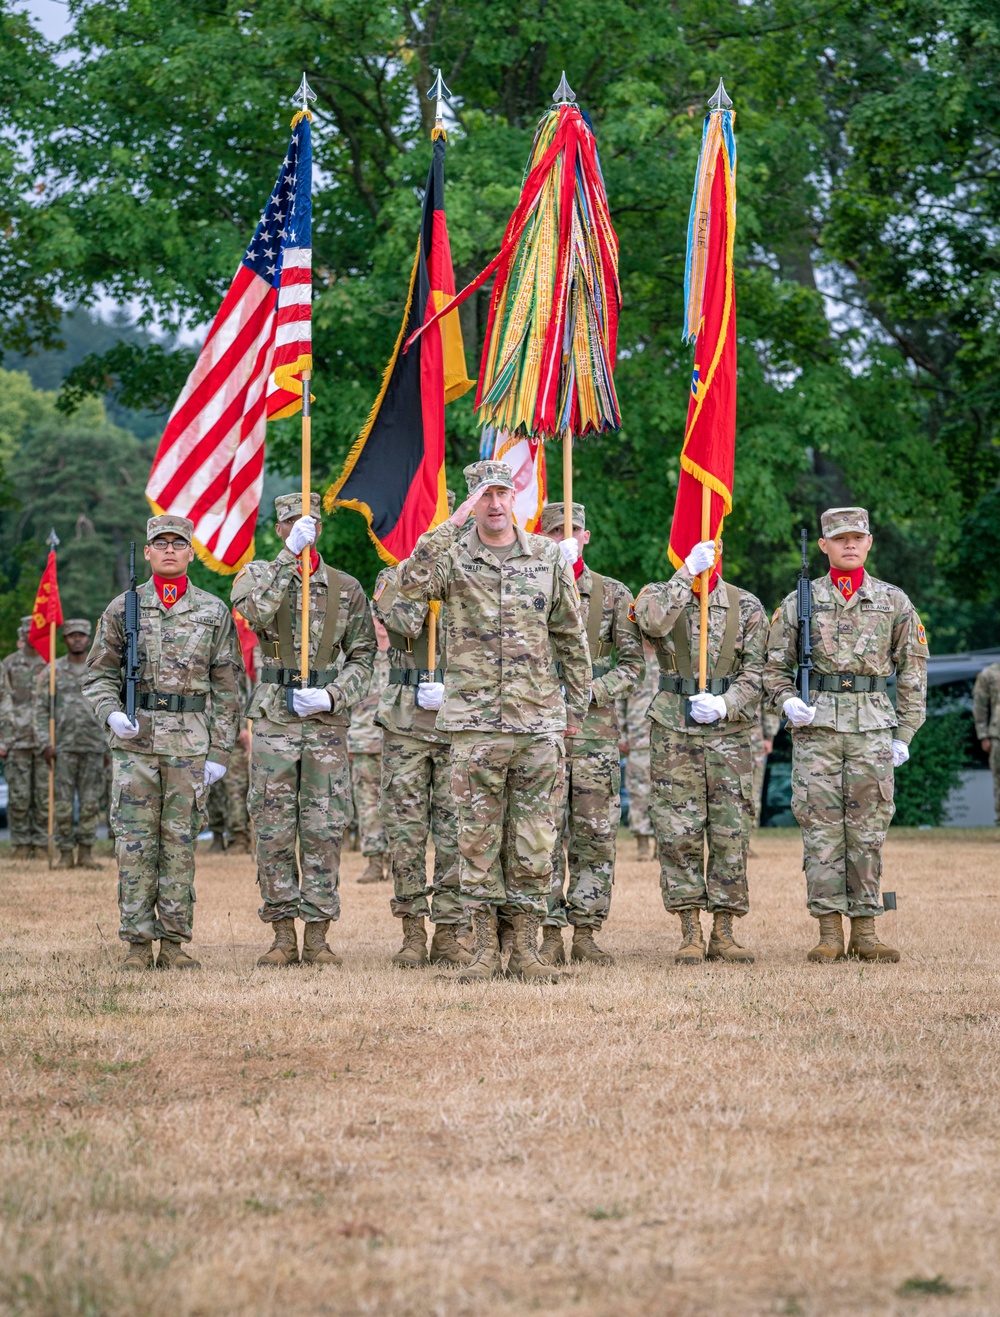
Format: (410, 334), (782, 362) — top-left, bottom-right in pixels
(17, 0), (73, 42)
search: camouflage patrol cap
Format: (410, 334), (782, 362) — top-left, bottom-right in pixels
(146, 514), (193, 543)
(540, 502), (586, 534)
(62, 618), (92, 637)
(821, 506), (870, 538)
(463, 460), (515, 494)
(18, 615), (32, 637)
(274, 492), (322, 522)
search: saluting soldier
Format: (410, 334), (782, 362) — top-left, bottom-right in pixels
(633, 539), (767, 965)
(34, 619), (109, 869)
(537, 502), (644, 966)
(973, 660), (1000, 827)
(231, 493), (375, 969)
(763, 507), (927, 962)
(0, 618), (47, 858)
(84, 515), (241, 969)
(396, 461), (590, 982)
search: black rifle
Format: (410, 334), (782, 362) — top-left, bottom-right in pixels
(796, 527), (814, 703)
(123, 541), (140, 724)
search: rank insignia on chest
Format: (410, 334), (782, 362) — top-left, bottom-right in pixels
(163, 584), (178, 604)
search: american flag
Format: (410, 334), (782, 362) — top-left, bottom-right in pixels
(145, 114), (313, 573)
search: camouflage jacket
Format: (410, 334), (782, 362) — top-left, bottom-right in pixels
(763, 573), (928, 743)
(973, 661), (1000, 740)
(396, 521), (590, 734)
(34, 655), (109, 754)
(572, 563), (644, 744)
(632, 566), (767, 737)
(0, 648), (45, 750)
(346, 649), (391, 754)
(615, 642), (659, 752)
(231, 550), (375, 728)
(84, 581), (242, 763)
(372, 565), (450, 746)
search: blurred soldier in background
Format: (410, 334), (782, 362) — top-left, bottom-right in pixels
(348, 614), (391, 883)
(973, 659), (1000, 828)
(0, 618), (47, 858)
(751, 708), (781, 827)
(616, 639), (658, 861)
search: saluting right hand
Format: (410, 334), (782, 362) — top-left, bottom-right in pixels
(107, 711), (140, 739)
(449, 484), (488, 528)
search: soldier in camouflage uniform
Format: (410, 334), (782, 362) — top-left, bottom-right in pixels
(633, 540), (767, 965)
(764, 507), (927, 962)
(616, 638), (658, 860)
(84, 515), (241, 969)
(205, 659), (254, 853)
(0, 618), (48, 857)
(751, 708), (781, 825)
(396, 460), (590, 982)
(973, 660), (1000, 826)
(537, 503), (644, 966)
(34, 619), (109, 869)
(348, 622), (391, 883)
(231, 493), (375, 969)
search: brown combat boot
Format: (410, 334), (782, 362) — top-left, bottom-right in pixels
(301, 920), (341, 967)
(357, 854), (384, 884)
(256, 918), (299, 967)
(571, 925), (614, 965)
(636, 834), (653, 862)
(54, 848), (76, 869)
(807, 913), (846, 963)
(122, 942), (153, 971)
(12, 844), (31, 861)
(847, 915), (900, 963)
(455, 908), (501, 982)
(508, 911), (559, 982)
(707, 910), (755, 963)
(428, 924), (473, 966)
(156, 940), (201, 970)
(538, 925), (566, 966)
(674, 908), (706, 964)
(76, 844), (103, 870)
(392, 915), (428, 968)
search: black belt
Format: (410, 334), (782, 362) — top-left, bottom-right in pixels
(260, 666), (338, 688)
(554, 662), (612, 679)
(658, 675), (732, 695)
(389, 667), (444, 686)
(812, 674), (888, 694)
(137, 691), (206, 713)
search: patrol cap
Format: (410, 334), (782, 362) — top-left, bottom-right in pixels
(146, 514), (193, 543)
(464, 460), (515, 494)
(821, 506), (870, 539)
(62, 618), (92, 638)
(18, 615), (32, 637)
(275, 492), (322, 522)
(540, 502), (586, 534)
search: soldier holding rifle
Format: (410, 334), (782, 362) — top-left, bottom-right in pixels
(763, 507), (928, 962)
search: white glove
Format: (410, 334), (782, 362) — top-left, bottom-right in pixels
(415, 681), (445, 711)
(684, 540), (716, 576)
(286, 515), (317, 556)
(107, 711), (140, 739)
(891, 740), (910, 768)
(292, 686), (332, 716)
(782, 696), (816, 727)
(203, 761), (227, 786)
(559, 537), (580, 567)
(689, 691), (727, 724)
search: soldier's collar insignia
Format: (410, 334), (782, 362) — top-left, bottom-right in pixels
(163, 583), (178, 603)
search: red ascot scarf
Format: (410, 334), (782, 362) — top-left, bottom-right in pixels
(573, 555), (584, 581)
(295, 549), (320, 577)
(154, 574), (188, 608)
(831, 566), (864, 600)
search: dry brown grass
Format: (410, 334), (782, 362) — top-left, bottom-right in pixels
(0, 828), (998, 1317)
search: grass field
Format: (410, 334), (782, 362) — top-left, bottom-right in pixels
(0, 829), (997, 1316)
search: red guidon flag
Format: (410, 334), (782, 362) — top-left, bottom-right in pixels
(28, 550), (63, 662)
(325, 132), (473, 562)
(667, 98), (737, 586)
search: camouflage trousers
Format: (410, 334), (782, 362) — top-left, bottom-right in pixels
(5, 748), (48, 847)
(625, 741), (652, 837)
(544, 738), (620, 929)
(648, 725), (753, 915)
(790, 727), (895, 917)
(206, 737), (251, 842)
(350, 752), (387, 855)
(450, 731), (564, 918)
(54, 750), (105, 849)
(380, 732), (461, 924)
(990, 741), (1000, 825)
(110, 749), (206, 944)
(751, 721), (767, 824)
(248, 718), (351, 924)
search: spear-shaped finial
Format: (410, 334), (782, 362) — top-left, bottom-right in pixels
(708, 78), (732, 111)
(46, 527), (59, 550)
(295, 72), (317, 115)
(552, 71), (577, 105)
(427, 68), (453, 128)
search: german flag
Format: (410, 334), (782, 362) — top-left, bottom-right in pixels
(325, 133), (473, 562)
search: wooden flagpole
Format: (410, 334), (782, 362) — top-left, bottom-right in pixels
(698, 483), (711, 690)
(47, 618), (56, 868)
(563, 429), (573, 540)
(300, 370), (312, 686)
